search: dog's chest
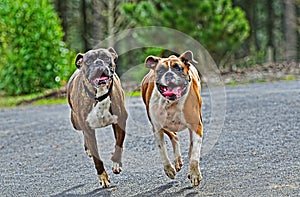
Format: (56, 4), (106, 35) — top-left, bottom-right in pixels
(149, 90), (188, 132)
(86, 97), (118, 129)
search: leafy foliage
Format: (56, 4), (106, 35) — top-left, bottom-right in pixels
(0, 0), (74, 95)
(122, 0), (250, 65)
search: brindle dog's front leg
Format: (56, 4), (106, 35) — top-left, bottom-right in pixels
(83, 129), (110, 188)
(111, 123), (126, 174)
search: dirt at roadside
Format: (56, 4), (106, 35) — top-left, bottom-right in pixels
(220, 61), (300, 84)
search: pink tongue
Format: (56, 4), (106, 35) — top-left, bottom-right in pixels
(163, 90), (175, 97)
(99, 76), (109, 81)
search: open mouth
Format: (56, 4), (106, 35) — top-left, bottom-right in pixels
(91, 74), (110, 87)
(157, 83), (187, 101)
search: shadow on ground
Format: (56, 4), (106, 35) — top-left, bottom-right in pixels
(51, 184), (112, 197)
(51, 181), (205, 197)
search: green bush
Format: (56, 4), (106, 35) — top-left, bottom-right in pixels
(0, 0), (74, 95)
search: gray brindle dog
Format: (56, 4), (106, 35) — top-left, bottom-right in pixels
(67, 48), (127, 188)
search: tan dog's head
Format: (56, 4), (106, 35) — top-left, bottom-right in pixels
(75, 47), (118, 89)
(145, 51), (197, 101)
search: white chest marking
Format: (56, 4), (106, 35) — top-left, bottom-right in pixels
(149, 86), (189, 132)
(86, 88), (118, 129)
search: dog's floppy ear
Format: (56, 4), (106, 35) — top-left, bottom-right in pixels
(179, 50), (198, 65)
(145, 56), (160, 69)
(108, 47), (118, 61)
(75, 53), (84, 69)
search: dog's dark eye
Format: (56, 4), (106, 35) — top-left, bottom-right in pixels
(173, 63), (183, 72)
(85, 59), (92, 65)
(157, 65), (167, 75)
(103, 57), (110, 62)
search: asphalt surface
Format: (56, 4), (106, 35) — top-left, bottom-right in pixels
(0, 80), (299, 197)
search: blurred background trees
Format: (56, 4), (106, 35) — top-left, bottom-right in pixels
(0, 0), (299, 95)
(233, 0), (299, 65)
(52, 0), (299, 66)
(121, 0), (250, 66)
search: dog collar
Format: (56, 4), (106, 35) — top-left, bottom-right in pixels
(84, 78), (113, 103)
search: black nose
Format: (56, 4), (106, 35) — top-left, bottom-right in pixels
(165, 72), (174, 82)
(94, 59), (104, 66)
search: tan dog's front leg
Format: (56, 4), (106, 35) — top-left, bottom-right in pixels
(165, 130), (183, 172)
(154, 129), (176, 179)
(188, 128), (203, 186)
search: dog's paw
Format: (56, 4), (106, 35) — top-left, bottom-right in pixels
(174, 156), (183, 172)
(164, 164), (176, 179)
(188, 161), (202, 186)
(188, 171), (202, 186)
(112, 162), (122, 174)
(98, 171), (110, 188)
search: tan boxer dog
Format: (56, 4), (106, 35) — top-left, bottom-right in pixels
(141, 51), (203, 186)
(67, 48), (127, 188)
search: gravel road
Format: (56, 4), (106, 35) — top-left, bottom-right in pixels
(0, 81), (299, 197)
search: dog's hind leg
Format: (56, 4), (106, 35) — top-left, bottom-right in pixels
(154, 129), (176, 179)
(83, 130), (110, 188)
(111, 123), (126, 174)
(164, 130), (183, 172)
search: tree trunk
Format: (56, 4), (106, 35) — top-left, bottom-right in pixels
(266, 0), (274, 62)
(90, 0), (105, 47)
(242, 0), (257, 54)
(82, 0), (88, 51)
(283, 0), (297, 61)
(108, 0), (115, 47)
(53, 0), (68, 42)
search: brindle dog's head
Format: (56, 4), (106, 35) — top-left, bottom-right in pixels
(145, 51), (197, 101)
(75, 48), (118, 89)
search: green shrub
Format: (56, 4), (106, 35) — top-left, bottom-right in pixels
(0, 0), (74, 95)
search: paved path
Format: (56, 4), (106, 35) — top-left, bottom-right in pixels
(0, 81), (299, 196)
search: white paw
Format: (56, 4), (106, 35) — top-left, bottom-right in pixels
(98, 171), (110, 188)
(188, 161), (202, 186)
(174, 156), (183, 172)
(164, 164), (176, 179)
(112, 162), (122, 174)
(189, 171), (202, 186)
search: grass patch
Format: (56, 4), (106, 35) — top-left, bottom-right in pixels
(125, 91), (141, 97)
(228, 79), (238, 86)
(0, 93), (44, 107)
(284, 75), (296, 81)
(34, 98), (67, 105)
(257, 78), (266, 83)
(0, 88), (67, 108)
(0, 95), (68, 108)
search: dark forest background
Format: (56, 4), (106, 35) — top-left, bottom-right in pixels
(1, 0), (299, 95)
(53, 0), (300, 65)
